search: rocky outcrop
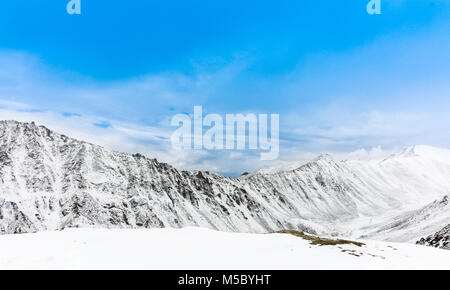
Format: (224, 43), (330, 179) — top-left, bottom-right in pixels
(417, 224), (450, 250)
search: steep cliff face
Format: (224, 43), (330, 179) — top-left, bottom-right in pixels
(0, 120), (449, 241)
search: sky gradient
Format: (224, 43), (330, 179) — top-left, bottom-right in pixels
(0, 0), (449, 175)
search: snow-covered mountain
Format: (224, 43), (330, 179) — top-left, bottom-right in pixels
(0, 120), (449, 248)
(242, 146), (450, 237)
(0, 120), (286, 234)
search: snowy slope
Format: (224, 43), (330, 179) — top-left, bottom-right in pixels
(0, 227), (450, 270)
(1, 120), (450, 245)
(354, 196), (450, 242)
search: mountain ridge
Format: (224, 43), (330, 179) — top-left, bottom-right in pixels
(0, 120), (449, 249)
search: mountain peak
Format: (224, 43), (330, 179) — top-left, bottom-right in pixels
(384, 145), (450, 163)
(313, 153), (334, 162)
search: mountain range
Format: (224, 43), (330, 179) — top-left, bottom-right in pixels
(0, 120), (449, 249)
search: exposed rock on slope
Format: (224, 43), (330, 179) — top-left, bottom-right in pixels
(417, 224), (450, 250)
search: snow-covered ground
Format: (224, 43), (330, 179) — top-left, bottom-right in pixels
(1, 227), (450, 270)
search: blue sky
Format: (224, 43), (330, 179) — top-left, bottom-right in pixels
(0, 0), (449, 175)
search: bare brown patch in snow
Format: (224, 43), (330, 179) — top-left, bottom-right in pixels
(275, 230), (365, 247)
